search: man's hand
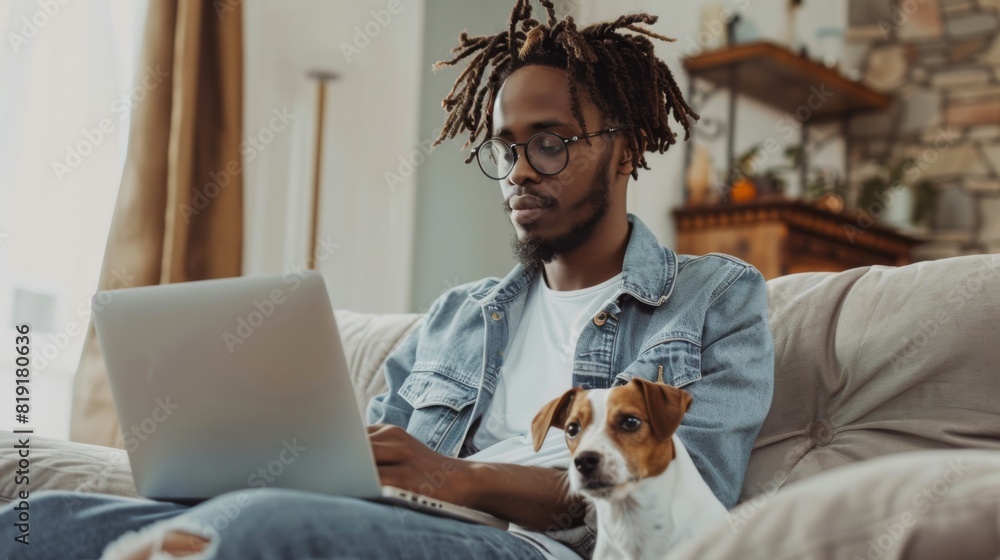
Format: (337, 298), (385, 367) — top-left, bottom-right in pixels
(367, 424), (587, 532)
(367, 424), (474, 507)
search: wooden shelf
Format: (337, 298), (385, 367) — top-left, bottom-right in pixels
(683, 41), (892, 122)
(673, 198), (922, 279)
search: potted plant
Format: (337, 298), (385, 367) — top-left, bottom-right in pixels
(724, 144), (788, 203)
(856, 158), (937, 230)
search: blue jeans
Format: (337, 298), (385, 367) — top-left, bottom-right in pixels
(0, 488), (545, 559)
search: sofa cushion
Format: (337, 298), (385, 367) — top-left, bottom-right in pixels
(667, 449), (1000, 560)
(742, 254), (1000, 503)
(334, 309), (422, 414)
(0, 430), (137, 504)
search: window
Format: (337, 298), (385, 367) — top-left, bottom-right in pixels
(0, 0), (148, 439)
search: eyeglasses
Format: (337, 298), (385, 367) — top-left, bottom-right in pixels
(472, 127), (628, 181)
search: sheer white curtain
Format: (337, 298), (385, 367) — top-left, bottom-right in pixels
(0, 0), (148, 439)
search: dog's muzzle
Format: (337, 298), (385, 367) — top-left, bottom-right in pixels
(574, 451), (601, 477)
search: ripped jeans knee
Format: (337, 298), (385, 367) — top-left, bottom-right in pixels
(99, 518), (219, 560)
(99, 487), (275, 560)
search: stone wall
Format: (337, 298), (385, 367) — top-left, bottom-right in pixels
(848, 0), (1000, 257)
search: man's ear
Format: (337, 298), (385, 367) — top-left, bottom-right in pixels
(616, 140), (635, 177)
(530, 387), (581, 452)
(631, 377), (692, 441)
(616, 132), (646, 177)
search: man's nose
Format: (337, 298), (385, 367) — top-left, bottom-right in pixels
(507, 145), (541, 186)
(574, 451), (601, 476)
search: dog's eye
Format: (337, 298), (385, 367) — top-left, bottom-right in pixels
(565, 422), (581, 438)
(620, 416), (642, 431)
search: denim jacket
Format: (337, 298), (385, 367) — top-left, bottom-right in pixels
(368, 213), (774, 557)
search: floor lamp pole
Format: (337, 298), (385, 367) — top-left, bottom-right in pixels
(307, 71), (339, 270)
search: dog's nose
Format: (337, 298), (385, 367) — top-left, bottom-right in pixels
(574, 451), (601, 476)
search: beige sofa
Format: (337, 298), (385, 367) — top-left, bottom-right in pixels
(3, 254), (1000, 558)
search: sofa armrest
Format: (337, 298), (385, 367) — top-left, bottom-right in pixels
(666, 449), (1000, 560)
(0, 431), (139, 504)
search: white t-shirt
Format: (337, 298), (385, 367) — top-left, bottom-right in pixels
(467, 270), (623, 559)
(471, 270), (623, 452)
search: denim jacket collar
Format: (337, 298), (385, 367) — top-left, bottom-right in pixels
(468, 213), (677, 307)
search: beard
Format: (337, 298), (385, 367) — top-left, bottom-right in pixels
(510, 155), (613, 276)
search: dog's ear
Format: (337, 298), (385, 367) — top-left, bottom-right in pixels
(631, 377), (692, 441)
(530, 387), (581, 452)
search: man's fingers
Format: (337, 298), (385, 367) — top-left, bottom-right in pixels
(376, 464), (407, 489)
(368, 423), (418, 464)
(367, 423), (438, 468)
(370, 439), (411, 465)
(377, 465), (433, 496)
(367, 423), (407, 438)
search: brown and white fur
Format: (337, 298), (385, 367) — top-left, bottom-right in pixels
(531, 378), (727, 560)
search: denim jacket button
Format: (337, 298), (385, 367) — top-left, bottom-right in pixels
(593, 311), (608, 326)
(490, 311), (502, 321)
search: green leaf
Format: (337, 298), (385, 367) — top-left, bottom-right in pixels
(858, 176), (888, 213)
(911, 179), (938, 226)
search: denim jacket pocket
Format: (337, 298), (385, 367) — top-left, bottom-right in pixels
(397, 369), (478, 452)
(613, 336), (702, 388)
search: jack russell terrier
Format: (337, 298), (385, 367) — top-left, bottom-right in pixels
(531, 377), (728, 560)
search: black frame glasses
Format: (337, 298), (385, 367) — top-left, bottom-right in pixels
(471, 127), (629, 181)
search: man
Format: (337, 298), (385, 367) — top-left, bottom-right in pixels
(1, 2), (772, 558)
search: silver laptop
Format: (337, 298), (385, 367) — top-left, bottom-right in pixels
(92, 270), (507, 530)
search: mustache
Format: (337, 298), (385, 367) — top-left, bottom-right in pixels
(503, 190), (556, 212)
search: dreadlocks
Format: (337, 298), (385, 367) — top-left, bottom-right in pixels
(432, 0), (699, 179)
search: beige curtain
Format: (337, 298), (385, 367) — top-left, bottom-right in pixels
(70, 0), (244, 447)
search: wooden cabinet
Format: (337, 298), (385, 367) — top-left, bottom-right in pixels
(673, 199), (922, 280)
